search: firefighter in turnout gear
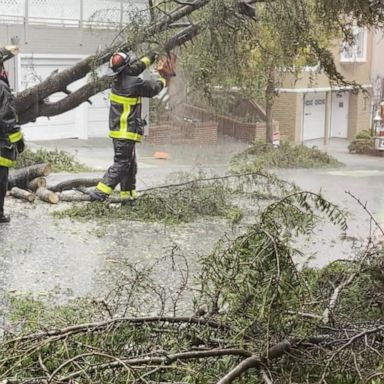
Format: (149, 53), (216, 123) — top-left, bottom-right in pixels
(90, 50), (174, 205)
(0, 49), (24, 223)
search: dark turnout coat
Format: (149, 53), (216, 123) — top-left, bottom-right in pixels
(0, 79), (22, 167)
(108, 59), (166, 142)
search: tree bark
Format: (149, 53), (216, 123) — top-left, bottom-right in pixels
(49, 178), (100, 192)
(8, 164), (52, 190)
(58, 192), (92, 202)
(9, 187), (36, 203)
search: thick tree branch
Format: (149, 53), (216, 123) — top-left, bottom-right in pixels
(17, 22), (203, 124)
(217, 335), (333, 384)
(16, 0), (210, 123)
(217, 356), (260, 384)
(60, 349), (253, 382)
(6, 316), (228, 344)
(16, 0), (260, 124)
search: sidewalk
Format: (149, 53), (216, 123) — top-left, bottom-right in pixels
(28, 137), (249, 171)
(304, 138), (384, 171)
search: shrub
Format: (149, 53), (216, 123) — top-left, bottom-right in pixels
(348, 130), (375, 154)
(15, 148), (92, 172)
(231, 140), (343, 171)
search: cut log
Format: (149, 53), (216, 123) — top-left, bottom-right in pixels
(58, 192), (92, 202)
(58, 191), (128, 204)
(50, 178), (100, 192)
(28, 177), (47, 192)
(10, 187), (36, 203)
(36, 187), (59, 204)
(8, 164), (52, 190)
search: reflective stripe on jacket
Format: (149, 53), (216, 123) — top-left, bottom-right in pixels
(0, 79), (22, 147)
(108, 57), (166, 142)
(0, 146), (16, 168)
(0, 79), (21, 168)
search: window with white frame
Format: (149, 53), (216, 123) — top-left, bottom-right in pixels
(340, 26), (368, 62)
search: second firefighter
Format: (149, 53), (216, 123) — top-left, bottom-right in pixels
(90, 51), (171, 205)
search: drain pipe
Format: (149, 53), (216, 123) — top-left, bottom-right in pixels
(301, 93), (306, 145)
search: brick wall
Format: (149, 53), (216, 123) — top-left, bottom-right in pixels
(348, 93), (372, 140)
(147, 121), (218, 145)
(181, 104), (271, 142)
(272, 93), (298, 141)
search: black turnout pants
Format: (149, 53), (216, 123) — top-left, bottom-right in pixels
(100, 139), (137, 194)
(0, 166), (8, 215)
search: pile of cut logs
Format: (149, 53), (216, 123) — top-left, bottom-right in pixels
(8, 164), (99, 204)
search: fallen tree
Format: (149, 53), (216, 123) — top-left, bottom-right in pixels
(13, 0), (384, 125)
(14, 0), (253, 124)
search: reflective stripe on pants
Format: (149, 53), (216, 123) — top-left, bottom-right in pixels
(98, 139), (136, 195)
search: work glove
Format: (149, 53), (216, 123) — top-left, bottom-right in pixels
(156, 53), (177, 79)
(16, 138), (25, 154)
(146, 50), (159, 65)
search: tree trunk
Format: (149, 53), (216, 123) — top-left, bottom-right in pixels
(36, 188), (59, 204)
(265, 65), (276, 145)
(28, 177), (47, 192)
(148, 0), (155, 22)
(8, 164), (52, 190)
(58, 192), (92, 202)
(9, 187), (36, 203)
(49, 178), (100, 192)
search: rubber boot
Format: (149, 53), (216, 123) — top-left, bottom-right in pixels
(89, 190), (108, 202)
(0, 214), (10, 223)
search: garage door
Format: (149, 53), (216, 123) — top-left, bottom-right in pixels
(303, 93), (326, 141)
(331, 92), (349, 138)
(20, 54), (87, 141)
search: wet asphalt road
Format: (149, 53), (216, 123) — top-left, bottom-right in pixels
(1, 138), (384, 301)
(0, 139), (247, 303)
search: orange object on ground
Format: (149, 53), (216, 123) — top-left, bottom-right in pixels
(153, 151), (170, 159)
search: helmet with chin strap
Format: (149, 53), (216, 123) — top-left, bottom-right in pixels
(106, 51), (133, 76)
(0, 64), (9, 86)
(0, 45), (19, 86)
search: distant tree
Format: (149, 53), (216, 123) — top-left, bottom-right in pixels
(180, 0), (363, 143)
